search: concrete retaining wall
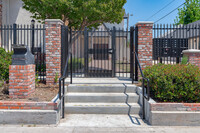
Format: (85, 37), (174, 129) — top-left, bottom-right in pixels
(137, 87), (200, 126)
(0, 109), (60, 125)
(0, 95), (61, 125)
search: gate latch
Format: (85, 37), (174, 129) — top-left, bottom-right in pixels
(108, 49), (113, 54)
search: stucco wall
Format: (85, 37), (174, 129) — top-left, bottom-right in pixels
(0, 0), (2, 25)
(2, 0), (40, 25)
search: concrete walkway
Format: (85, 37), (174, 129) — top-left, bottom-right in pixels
(59, 114), (147, 127)
(1, 126), (200, 133)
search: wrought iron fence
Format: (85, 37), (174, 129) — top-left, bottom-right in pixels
(0, 24), (46, 82)
(67, 27), (131, 78)
(153, 24), (200, 65)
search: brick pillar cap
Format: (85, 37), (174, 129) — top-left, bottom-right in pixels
(135, 21), (154, 26)
(45, 19), (64, 24)
(183, 49), (200, 54)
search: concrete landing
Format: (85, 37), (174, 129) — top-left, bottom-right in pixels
(58, 114), (148, 127)
(66, 77), (133, 84)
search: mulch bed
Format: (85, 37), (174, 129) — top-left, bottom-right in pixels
(0, 83), (59, 102)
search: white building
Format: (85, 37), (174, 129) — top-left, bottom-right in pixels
(1, 0), (40, 25)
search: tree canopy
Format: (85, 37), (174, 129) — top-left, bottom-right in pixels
(175, 0), (200, 25)
(22, 0), (126, 30)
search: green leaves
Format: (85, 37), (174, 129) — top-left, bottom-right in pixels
(175, 0), (200, 24)
(0, 48), (13, 82)
(22, 0), (126, 30)
(144, 64), (200, 103)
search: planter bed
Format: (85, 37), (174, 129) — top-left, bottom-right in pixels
(137, 87), (200, 126)
(0, 83), (61, 125)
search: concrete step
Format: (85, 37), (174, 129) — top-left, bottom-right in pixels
(67, 84), (137, 93)
(65, 93), (139, 103)
(65, 103), (141, 114)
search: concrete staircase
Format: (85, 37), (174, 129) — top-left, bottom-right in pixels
(65, 83), (141, 115)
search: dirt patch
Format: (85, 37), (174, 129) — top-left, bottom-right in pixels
(0, 83), (59, 102)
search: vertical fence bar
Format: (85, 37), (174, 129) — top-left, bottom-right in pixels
(6, 25), (9, 51)
(103, 31), (107, 77)
(97, 29), (100, 77)
(31, 22), (35, 54)
(199, 24), (200, 50)
(1, 25), (3, 50)
(61, 25), (64, 75)
(112, 27), (116, 77)
(135, 26), (138, 81)
(126, 30), (128, 77)
(130, 26), (134, 83)
(80, 31), (83, 77)
(13, 23), (17, 45)
(84, 27), (88, 77)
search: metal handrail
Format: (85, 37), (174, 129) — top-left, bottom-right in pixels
(58, 28), (81, 119)
(134, 52), (150, 120)
(59, 52), (72, 118)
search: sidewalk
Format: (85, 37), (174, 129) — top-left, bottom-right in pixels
(1, 114), (200, 133)
(1, 126), (200, 133)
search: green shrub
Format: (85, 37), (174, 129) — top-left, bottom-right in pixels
(68, 57), (84, 71)
(36, 63), (46, 72)
(54, 72), (58, 83)
(181, 56), (188, 65)
(35, 72), (40, 86)
(143, 64), (200, 103)
(0, 48), (13, 82)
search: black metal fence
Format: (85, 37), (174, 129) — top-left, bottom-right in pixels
(153, 24), (200, 64)
(66, 27), (131, 78)
(0, 24), (46, 82)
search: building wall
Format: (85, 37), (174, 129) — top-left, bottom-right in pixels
(189, 37), (200, 50)
(2, 0), (40, 25)
(0, 0), (2, 26)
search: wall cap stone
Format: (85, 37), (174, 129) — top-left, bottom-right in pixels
(135, 21), (154, 26)
(182, 49), (200, 54)
(45, 19), (64, 25)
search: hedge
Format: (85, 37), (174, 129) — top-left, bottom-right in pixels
(0, 48), (13, 82)
(143, 64), (200, 103)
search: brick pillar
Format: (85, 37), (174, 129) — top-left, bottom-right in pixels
(183, 49), (200, 69)
(9, 65), (35, 99)
(45, 19), (63, 85)
(136, 22), (154, 70)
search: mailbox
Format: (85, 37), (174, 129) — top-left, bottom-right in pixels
(12, 44), (34, 65)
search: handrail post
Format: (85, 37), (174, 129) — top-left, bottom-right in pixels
(142, 78), (145, 120)
(59, 79), (61, 100)
(62, 79), (65, 118)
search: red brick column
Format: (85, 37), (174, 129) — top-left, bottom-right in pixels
(136, 22), (154, 70)
(45, 19), (63, 85)
(183, 49), (200, 69)
(9, 65), (35, 99)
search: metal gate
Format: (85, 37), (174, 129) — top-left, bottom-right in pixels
(84, 28), (116, 77)
(63, 26), (133, 78)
